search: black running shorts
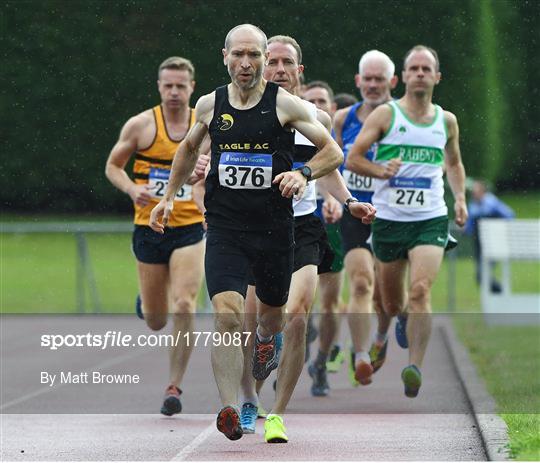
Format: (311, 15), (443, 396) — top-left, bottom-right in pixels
(205, 225), (294, 307)
(340, 209), (372, 255)
(132, 223), (204, 264)
(293, 214), (334, 274)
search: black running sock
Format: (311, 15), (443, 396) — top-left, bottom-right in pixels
(315, 350), (328, 368)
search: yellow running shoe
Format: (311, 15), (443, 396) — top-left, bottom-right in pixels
(369, 339), (388, 373)
(326, 345), (345, 373)
(264, 415), (288, 443)
(347, 350), (360, 387)
(257, 403), (268, 419)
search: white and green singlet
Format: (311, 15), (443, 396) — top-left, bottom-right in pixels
(372, 100), (448, 221)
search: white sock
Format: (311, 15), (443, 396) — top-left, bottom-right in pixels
(256, 326), (273, 343)
(240, 393), (258, 407)
(355, 351), (370, 365)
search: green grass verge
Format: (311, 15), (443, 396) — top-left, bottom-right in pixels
(499, 192), (540, 219)
(3, 232), (538, 313)
(454, 316), (540, 460)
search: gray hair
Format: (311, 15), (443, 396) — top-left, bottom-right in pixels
(358, 50), (395, 80)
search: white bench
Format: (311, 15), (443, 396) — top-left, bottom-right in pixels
(479, 219), (540, 324)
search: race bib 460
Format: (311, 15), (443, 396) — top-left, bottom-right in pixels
(218, 152), (273, 189)
(342, 169), (374, 193)
(388, 177), (431, 208)
(148, 168), (192, 201)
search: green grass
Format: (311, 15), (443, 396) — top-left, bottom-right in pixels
(0, 232), (211, 313)
(499, 192), (540, 219)
(454, 316), (540, 460)
(2, 231), (538, 314)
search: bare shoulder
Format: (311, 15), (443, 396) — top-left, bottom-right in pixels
(277, 88), (311, 121)
(372, 103), (393, 119)
(125, 108), (153, 131)
(365, 103), (393, 127)
(443, 109), (459, 135)
(443, 109), (458, 125)
(194, 92), (216, 125)
(333, 106), (351, 126)
(316, 108), (332, 131)
(117, 109), (154, 145)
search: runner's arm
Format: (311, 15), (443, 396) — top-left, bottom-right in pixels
(444, 112), (468, 226)
(332, 107), (348, 148)
(187, 135), (211, 184)
(105, 116), (152, 206)
(317, 170), (376, 224)
(274, 91), (343, 198)
(164, 95), (212, 201)
(345, 105), (401, 179)
(150, 94), (213, 232)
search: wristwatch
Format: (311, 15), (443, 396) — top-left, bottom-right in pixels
(343, 197), (359, 212)
(293, 165), (312, 182)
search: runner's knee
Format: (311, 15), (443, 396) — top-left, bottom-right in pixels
(213, 298), (243, 333)
(349, 272), (373, 300)
(409, 278), (432, 311)
(214, 312), (243, 333)
(285, 313), (307, 341)
(170, 295), (196, 315)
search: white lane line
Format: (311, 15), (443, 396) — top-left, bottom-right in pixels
(0, 347), (151, 411)
(171, 422), (216, 461)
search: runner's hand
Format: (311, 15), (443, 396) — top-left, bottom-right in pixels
(273, 170), (308, 199)
(381, 158), (402, 179)
(348, 202), (376, 224)
(322, 196), (342, 223)
(127, 184), (153, 207)
(454, 198), (468, 227)
(194, 154), (211, 180)
(149, 198), (174, 234)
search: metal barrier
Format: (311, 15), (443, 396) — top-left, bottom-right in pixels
(1, 221), (472, 314)
(1, 222), (132, 313)
(478, 218), (540, 323)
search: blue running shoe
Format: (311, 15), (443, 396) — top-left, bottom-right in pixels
(275, 331), (283, 358)
(272, 331), (284, 391)
(401, 365), (422, 398)
(272, 331), (283, 392)
(240, 402), (257, 434)
(395, 314), (408, 349)
(135, 294), (144, 320)
(308, 362), (329, 397)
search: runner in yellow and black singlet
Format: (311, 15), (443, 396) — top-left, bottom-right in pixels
(106, 56), (207, 417)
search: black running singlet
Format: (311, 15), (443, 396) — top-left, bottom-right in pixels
(205, 82), (296, 230)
